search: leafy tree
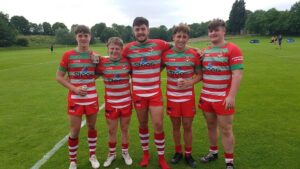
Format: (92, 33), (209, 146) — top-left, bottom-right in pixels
(42, 22), (53, 35)
(100, 27), (119, 43)
(245, 10), (267, 35)
(29, 23), (43, 35)
(52, 22), (68, 34)
(289, 1), (300, 34)
(91, 23), (107, 39)
(228, 0), (246, 34)
(10, 15), (30, 35)
(55, 28), (76, 45)
(0, 12), (16, 46)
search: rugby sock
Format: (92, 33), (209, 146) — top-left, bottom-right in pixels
(210, 145), (218, 154)
(88, 130), (97, 157)
(139, 128), (150, 166)
(175, 144), (182, 153)
(108, 142), (116, 156)
(139, 127), (149, 156)
(224, 153), (234, 164)
(185, 147), (192, 157)
(122, 143), (129, 154)
(68, 137), (78, 162)
(155, 132), (170, 169)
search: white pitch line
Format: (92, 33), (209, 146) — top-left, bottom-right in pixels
(31, 103), (105, 169)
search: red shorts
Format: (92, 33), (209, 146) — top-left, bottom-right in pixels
(198, 98), (235, 115)
(167, 99), (196, 118)
(105, 103), (132, 120)
(132, 91), (163, 109)
(68, 101), (99, 116)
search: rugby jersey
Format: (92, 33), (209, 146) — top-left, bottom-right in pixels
(122, 39), (171, 97)
(96, 56), (131, 108)
(58, 49), (98, 105)
(200, 42), (243, 102)
(162, 47), (201, 102)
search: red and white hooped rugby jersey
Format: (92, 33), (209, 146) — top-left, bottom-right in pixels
(122, 39), (171, 97)
(58, 49), (98, 105)
(162, 47), (201, 102)
(96, 56), (131, 108)
(200, 42), (244, 102)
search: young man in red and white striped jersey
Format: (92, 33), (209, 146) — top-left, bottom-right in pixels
(199, 19), (244, 169)
(96, 37), (133, 167)
(162, 23), (202, 168)
(122, 17), (172, 169)
(56, 25), (100, 169)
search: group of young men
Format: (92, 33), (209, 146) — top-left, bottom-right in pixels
(56, 16), (244, 169)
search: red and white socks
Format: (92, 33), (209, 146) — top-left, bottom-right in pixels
(139, 127), (150, 166)
(68, 137), (79, 163)
(88, 130), (97, 157)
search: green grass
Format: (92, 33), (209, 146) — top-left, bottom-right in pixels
(0, 37), (299, 169)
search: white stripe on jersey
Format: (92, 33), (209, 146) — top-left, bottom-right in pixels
(132, 77), (160, 83)
(106, 90), (130, 96)
(133, 84), (159, 90)
(71, 93), (97, 99)
(202, 89), (226, 96)
(76, 101), (96, 105)
(136, 92), (158, 97)
(168, 98), (190, 102)
(167, 91), (192, 97)
(201, 97), (222, 102)
(203, 83), (228, 89)
(133, 68), (160, 74)
(70, 79), (95, 84)
(107, 97), (131, 103)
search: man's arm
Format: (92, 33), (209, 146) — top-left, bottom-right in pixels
(56, 70), (87, 96)
(223, 69), (243, 109)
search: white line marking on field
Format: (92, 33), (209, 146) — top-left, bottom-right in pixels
(31, 103), (105, 169)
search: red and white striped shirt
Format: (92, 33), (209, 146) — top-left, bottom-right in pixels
(96, 57), (131, 108)
(59, 49), (98, 105)
(162, 48), (201, 102)
(200, 42), (244, 102)
(122, 39), (171, 97)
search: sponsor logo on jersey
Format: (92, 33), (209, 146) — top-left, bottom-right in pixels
(204, 62), (221, 72)
(133, 57), (155, 68)
(74, 66), (94, 77)
(108, 74), (122, 83)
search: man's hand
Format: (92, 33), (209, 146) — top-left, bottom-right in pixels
(71, 86), (88, 96)
(223, 95), (235, 110)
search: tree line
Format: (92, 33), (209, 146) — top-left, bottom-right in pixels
(1, 0), (299, 47)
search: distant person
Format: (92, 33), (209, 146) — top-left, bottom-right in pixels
(122, 17), (172, 169)
(199, 19), (244, 169)
(161, 23), (202, 168)
(278, 34), (283, 49)
(56, 25), (100, 169)
(50, 44), (54, 53)
(270, 36), (275, 43)
(96, 37), (133, 167)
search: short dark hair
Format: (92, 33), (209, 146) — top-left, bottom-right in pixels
(173, 23), (190, 35)
(74, 25), (91, 34)
(107, 37), (124, 48)
(133, 17), (149, 27)
(208, 19), (226, 31)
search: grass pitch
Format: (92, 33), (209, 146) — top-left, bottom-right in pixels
(0, 37), (299, 169)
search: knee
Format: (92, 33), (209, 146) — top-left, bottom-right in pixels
(153, 121), (163, 131)
(220, 126), (233, 137)
(70, 127), (80, 138)
(172, 124), (181, 131)
(182, 123), (192, 132)
(108, 127), (117, 136)
(207, 121), (217, 130)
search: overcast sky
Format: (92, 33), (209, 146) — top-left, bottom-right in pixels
(1, 0), (297, 29)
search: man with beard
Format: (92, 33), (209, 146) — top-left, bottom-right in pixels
(122, 17), (171, 169)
